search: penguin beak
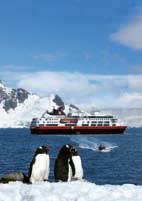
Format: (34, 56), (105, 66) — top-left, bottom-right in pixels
(43, 145), (50, 153)
(46, 146), (51, 151)
(69, 145), (76, 153)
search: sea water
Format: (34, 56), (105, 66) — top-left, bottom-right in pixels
(0, 128), (142, 201)
(0, 128), (141, 185)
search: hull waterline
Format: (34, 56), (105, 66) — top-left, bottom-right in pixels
(31, 126), (127, 135)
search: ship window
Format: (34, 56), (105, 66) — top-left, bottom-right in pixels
(104, 123), (109, 126)
(82, 124), (88, 126)
(92, 121), (97, 123)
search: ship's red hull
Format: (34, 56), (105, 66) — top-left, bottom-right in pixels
(31, 125), (127, 135)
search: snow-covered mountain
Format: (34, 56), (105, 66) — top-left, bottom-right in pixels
(0, 81), (80, 128)
(0, 81), (142, 128)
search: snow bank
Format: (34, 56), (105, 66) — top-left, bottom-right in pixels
(0, 181), (142, 201)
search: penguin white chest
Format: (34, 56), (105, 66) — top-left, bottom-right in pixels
(68, 159), (73, 182)
(72, 156), (83, 180)
(30, 154), (49, 183)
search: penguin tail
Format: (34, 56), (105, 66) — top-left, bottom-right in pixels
(22, 173), (30, 184)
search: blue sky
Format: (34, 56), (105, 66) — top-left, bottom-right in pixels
(0, 0), (142, 108)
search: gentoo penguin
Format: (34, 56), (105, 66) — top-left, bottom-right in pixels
(0, 172), (28, 183)
(28, 146), (50, 184)
(54, 144), (75, 182)
(71, 147), (84, 180)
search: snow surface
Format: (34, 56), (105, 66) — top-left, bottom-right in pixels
(0, 181), (141, 201)
(0, 82), (11, 94)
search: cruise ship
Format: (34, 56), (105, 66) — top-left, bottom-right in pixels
(30, 108), (127, 135)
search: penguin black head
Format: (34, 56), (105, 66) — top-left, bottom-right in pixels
(58, 144), (74, 158)
(35, 145), (49, 156)
(71, 147), (78, 156)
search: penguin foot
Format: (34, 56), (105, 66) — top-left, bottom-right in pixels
(43, 179), (48, 182)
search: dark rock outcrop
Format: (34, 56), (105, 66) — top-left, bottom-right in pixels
(0, 88), (8, 102)
(0, 83), (29, 111)
(69, 104), (80, 111)
(16, 88), (29, 103)
(53, 94), (65, 110)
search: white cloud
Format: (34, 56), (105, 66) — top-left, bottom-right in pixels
(17, 71), (97, 99)
(15, 71), (142, 108)
(1, 69), (142, 108)
(127, 75), (142, 89)
(117, 92), (142, 107)
(130, 65), (142, 73)
(110, 14), (142, 50)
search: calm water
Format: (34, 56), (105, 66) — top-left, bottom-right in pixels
(0, 128), (142, 185)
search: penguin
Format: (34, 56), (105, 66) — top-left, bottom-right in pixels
(28, 145), (50, 184)
(71, 147), (84, 180)
(0, 172), (28, 183)
(54, 144), (75, 182)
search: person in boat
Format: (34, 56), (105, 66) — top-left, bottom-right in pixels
(98, 144), (106, 151)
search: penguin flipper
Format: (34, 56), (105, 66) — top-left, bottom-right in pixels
(28, 157), (36, 179)
(69, 158), (75, 177)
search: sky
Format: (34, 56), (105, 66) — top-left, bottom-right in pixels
(0, 0), (142, 108)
